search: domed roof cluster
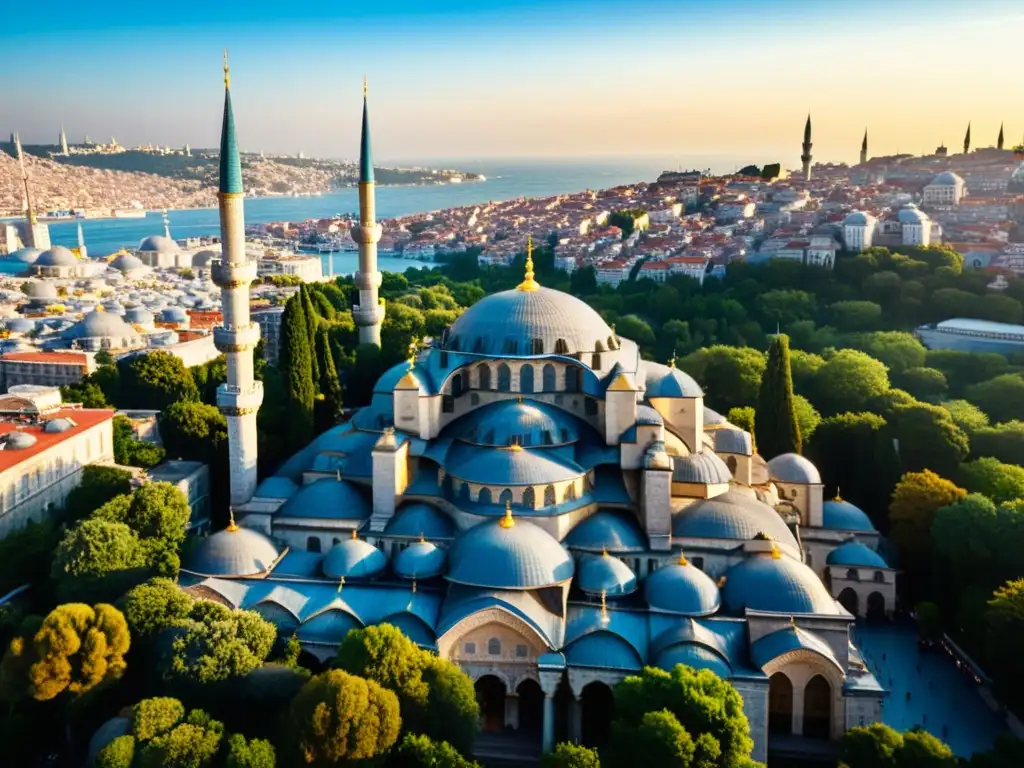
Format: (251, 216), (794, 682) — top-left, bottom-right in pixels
(277, 478), (370, 520)
(564, 510), (647, 553)
(456, 399), (583, 447)
(64, 310), (138, 341)
(447, 515), (574, 589)
(672, 489), (798, 550)
(111, 253), (146, 273)
(644, 362), (703, 398)
(138, 235), (179, 252)
(322, 535), (387, 579)
(897, 203), (929, 225)
(931, 171), (964, 185)
(446, 286), (615, 356)
(444, 442), (581, 486)
(767, 453), (821, 484)
(672, 451), (733, 484)
(187, 526), (280, 576)
(721, 553), (839, 615)
(35, 246), (78, 267)
(577, 552), (637, 597)
(644, 556), (720, 616)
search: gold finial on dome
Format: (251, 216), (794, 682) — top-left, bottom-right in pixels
(408, 337), (419, 365)
(500, 499), (515, 528)
(336, 575), (346, 593)
(351, 528), (359, 540)
(599, 589), (610, 626)
(601, 545), (609, 558)
(668, 356), (676, 369)
(226, 507), (238, 532)
(678, 551), (688, 566)
(419, 531), (426, 543)
(507, 441), (523, 452)
(834, 487), (843, 502)
(517, 395), (524, 404)
(363, 74), (368, 98)
(717, 575), (727, 587)
(411, 576), (417, 594)
(517, 235), (540, 292)
(223, 49), (230, 89)
(770, 541), (781, 559)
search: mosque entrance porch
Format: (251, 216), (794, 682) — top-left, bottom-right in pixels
(476, 675), (508, 732)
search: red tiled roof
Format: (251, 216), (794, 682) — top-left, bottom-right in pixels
(1, 352), (89, 366)
(0, 408), (114, 472)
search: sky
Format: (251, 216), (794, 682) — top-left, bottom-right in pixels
(4, 0), (1022, 165)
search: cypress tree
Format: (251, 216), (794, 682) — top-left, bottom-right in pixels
(280, 293), (315, 450)
(300, 286), (321, 385)
(315, 329), (344, 433)
(755, 333), (802, 458)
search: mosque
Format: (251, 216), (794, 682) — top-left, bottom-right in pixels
(179, 62), (892, 764)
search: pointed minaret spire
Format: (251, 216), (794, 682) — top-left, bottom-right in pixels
(860, 129), (868, 165)
(59, 125), (68, 155)
(162, 209), (172, 240)
(77, 222), (87, 259)
(963, 122), (971, 154)
(351, 77), (385, 346)
(212, 49), (263, 510)
(997, 122), (1005, 151)
(800, 114), (813, 181)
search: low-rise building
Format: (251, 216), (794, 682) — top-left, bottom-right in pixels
(146, 459), (211, 534)
(0, 351), (96, 391)
(923, 171), (967, 207)
(252, 306), (285, 364)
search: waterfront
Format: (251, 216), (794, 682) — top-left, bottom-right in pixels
(34, 156), (749, 258)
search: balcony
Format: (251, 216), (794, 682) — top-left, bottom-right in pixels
(213, 323), (261, 353)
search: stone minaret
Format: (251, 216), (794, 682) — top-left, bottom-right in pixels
(59, 125), (68, 155)
(77, 223), (87, 259)
(963, 122), (971, 154)
(351, 78), (385, 347)
(15, 135), (49, 250)
(860, 129), (868, 165)
(998, 123), (1004, 151)
(212, 51), (263, 508)
(800, 114), (813, 181)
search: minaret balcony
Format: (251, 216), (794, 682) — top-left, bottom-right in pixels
(211, 258), (259, 289)
(353, 301), (386, 328)
(217, 381), (264, 416)
(214, 322), (261, 353)
(351, 223), (383, 245)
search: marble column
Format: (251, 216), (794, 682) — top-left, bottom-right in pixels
(505, 692), (520, 730)
(569, 695), (582, 743)
(543, 693), (555, 754)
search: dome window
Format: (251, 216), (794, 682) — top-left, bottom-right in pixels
(488, 638), (501, 655)
(532, 338), (544, 354)
(307, 537), (321, 553)
(874, 570), (885, 583)
(542, 364), (556, 391)
(544, 486), (556, 506)
(498, 364), (512, 392)
(477, 364), (492, 390)
(846, 568), (859, 581)
(478, 488), (492, 504)
(503, 337), (518, 354)
(555, 338), (569, 355)
(520, 364), (535, 394)
(523, 487), (535, 507)
(499, 489), (513, 506)
(592, 353), (602, 369)
(516, 644), (528, 658)
(464, 642), (476, 654)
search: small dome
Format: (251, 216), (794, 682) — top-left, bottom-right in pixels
(721, 553), (838, 615)
(444, 443), (582, 486)
(160, 306), (188, 323)
(254, 476), (299, 501)
(644, 362), (703, 398)
(446, 285), (615, 357)
(322, 537), (387, 580)
(822, 499), (875, 532)
(448, 517), (574, 589)
(673, 489), (798, 550)
(827, 541), (887, 568)
(124, 306), (154, 324)
(671, 451), (733, 484)
(576, 552), (637, 597)
(896, 203), (928, 225)
(373, 360), (429, 394)
(193, 250), (219, 267)
(767, 453), (821, 484)
(22, 280), (58, 299)
(843, 211), (875, 227)
(564, 510), (647, 553)
(111, 253), (146, 273)
(931, 171), (963, 186)
(64, 310), (137, 340)
(703, 407), (726, 426)
(35, 246), (78, 267)
(4, 431), (37, 449)
(656, 642), (732, 679)
(43, 418), (76, 433)
(276, 478), (370, 520)
(384, 502), (456, 539)
(393, 540), (447, 579)
(138, 235), (179, 252)
(454, 399), (585, 447)
(186, 527), (280, 577)
(8, 248), (42, 264)
(713, 428), (753, 455)
(644, 558), (721, 616)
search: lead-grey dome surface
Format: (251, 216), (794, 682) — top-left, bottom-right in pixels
(446, 286), (615, 356)
(767, 453), (821, 484)
(672, 488), (798, 549)
(447, 517), (574, 589)
(22, 281), (57, 299)
(138, 235), (179, 252)
(65, 310), (136, 340)
(35, 246), (78, 267)
(186, 527), (280, 576)
(111, 254), (146, 272)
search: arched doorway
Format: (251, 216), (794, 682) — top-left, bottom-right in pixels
(768, 672), (793, 735)
(516, 678), (544, 741)
(520, 365), (535, 394)
(476, 675), (507, 732)
(580, 681), (615, 748)
(838, 588), (859, 616)
(498, 364), (511, 392)
(543, 364), (557, 391)
(867, 591), (886, 620)
(451, 373), (464, 397)
(803, 675), (831, 739)
(478, 364), (492, 391)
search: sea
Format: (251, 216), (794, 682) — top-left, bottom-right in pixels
(8, 155), (750, 274)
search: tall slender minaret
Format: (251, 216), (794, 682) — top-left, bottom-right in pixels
(800, 114), (813, 181)
(162, 209), (172, 239)
(860, 129), (868, 165)
(351, 77), (385, 347)
(963, 122), (971, 154)
(59, 125), (68, 155)
(14, 134), (49, 249)
(77, 222), (87, 259)
(212, 51), (263, 508)
(997, 123), (1004, 151)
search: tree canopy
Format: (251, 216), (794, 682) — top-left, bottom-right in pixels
(755, 333), (801, 459)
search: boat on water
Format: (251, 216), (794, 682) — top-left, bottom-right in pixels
(40, 209), (77, 221)
(113, 209), (147, 219)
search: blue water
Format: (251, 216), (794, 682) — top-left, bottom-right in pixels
(29, 156), (742, 260)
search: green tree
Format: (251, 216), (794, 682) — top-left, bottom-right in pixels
(1, 602), (130, 702)
(571, 266), (598, 295)
(300, 286), (321, 384)
(612, 665), (755, 767)
(892, 367), (948, 401)
(0, 518), (60, 596)
(829, 300), (883, 332)
(611, 710), (694, 768)
(90, 482), (191, 575)
(119, 351), (199, 411)
(894, 728), (957, 768)
(287, 669), (401, 764)
(852, 331), (926, 373)
(972, 421), (1024, 465)
(389, 733), (479, 768)
(754, 290), (816, 327)
(839, 723), (902, 768)
(160, 400), (228, 467)
(61, 379), (110, 408)
(986, 579), (1024, 704)
(966, 374), (1024, 424)
(314, 329), (343, 433)
(64, 465), (134, 523)
(926, 351), (1009, 397)
(279, 292), (316, 450)
(887, 401), (969, 477)
(132, 696), (186, 740)
(811, 349), (890, 416)
(792, 395), (821, 442)
(190, 356), (227, 406)
(113, 415), (166, 468)
(542, 742), (601, 768)
(755, 334), (801, 458)
(616, 315), (655, 349)
(939, 399), (989, 434)
(889, 470), (966, 589)
(787, 350), (825, 396)
(726, 407), (755, 438)
(225, 733), (277, 768)
(50, 519), (146, 602)
(957, 457), (1024, 503)
(681, 346), (765, 412)
(122, 577), (193, 640)
(136, 709), (224, 768)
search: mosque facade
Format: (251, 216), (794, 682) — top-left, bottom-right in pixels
(180, 65), (893, 764)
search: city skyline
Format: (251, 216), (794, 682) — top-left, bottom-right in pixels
(4, 0), (1022, 164)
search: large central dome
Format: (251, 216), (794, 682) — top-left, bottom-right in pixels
(446, 286), (615, 356)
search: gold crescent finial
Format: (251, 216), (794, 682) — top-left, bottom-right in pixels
(337, 575), (346, 593)
(678, 551), (688, 566)
(351, 528), (358, 540)
(517, 234), (539, 292)
(500, 499), (515, 528)
(226, 506), (238, 532)
(223, 49), (230, 89)
(834, 487), (843, 502)
(411, 576), (417, 594)
(419, 531), (425, 543)
(363, 75), (368, 98)
(770, 541), (781, 559)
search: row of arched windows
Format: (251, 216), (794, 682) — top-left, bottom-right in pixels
(469, 363), (580, 394)
(445, 335), (617, 356)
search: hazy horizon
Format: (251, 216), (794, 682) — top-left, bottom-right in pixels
(5, 0), (1021, 166)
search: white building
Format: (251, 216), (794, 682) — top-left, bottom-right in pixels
(146, 460), (211, 534)
(842, 211), (878, 252)
(136, 236), (194, 269)
(896, 204), (932, 246)
(923, 171), (967, 207)
(0, 390), (114, 537)
(595, 260), (631, 287)
(0, 351), (96, 391)
(258, 253), (324, 282)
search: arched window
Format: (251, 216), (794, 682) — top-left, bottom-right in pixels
(803, 675), (832, 739)
(459, 482), (471, 503)
(522, 487), (535, 508)
(499, 488), (513, 506)
(488, 638), (501, 656)
(498, 364), (511, 392)
(591, 353), (602, 370)
(874, 570), (885, 583)
(565, 367), (580, 393)
(555, 339), (569, 355)
(478, 487), (492, 505)
(477, 364), (491, 390)
(451, 373), (464, 397)
(608, 335), (617, 350)
(544, 485), (556, 506)
(565, 483), (577, 501)
(542, 364), (556, 391)
(307, 536), (322, 553)
(768, 673), (793, 735)
(520, 364), (535, 394)
(726, 456), (738, 474)
(595, 340), (605, 353)
(532, 338), (544, 355)
(846, 568), (859, 581)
